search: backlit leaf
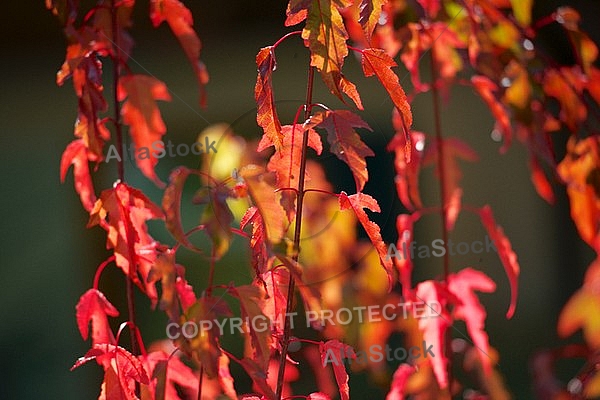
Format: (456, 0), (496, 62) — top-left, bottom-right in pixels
(118, 75), (172, 187)
(361, 48), (413, 141)
(75, 288), (118, 346)
(479, 205), (520, 318)
(557, 136), (600, 250)
(266, 124), (323, 220)
(60, 139), (97, 212)
(358, 0), (388, 42)
(447, 268), (496, 375)
(319, 339), (356, 400)
(301, 0), (363, 108)
(255, 47), (283, 152)
(415, 280), (451, 389)
(339, 192), (394, 290)
(150, 0), (208, 107)
(307, 110), (373, 192)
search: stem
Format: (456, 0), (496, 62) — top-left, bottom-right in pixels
(275, 65), (315, 400)
(111, 4), (139, 393)
(429, 47), (453, 390)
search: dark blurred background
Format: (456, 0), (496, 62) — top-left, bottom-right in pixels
(1, 1), (599, 399)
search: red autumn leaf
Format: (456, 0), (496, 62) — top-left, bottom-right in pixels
(118, 74), (172, 187)
(295, 0), (363, 109)
(72, 344), (150, 385)
(285, 0), (311, 26)
(230, 284), (272, 370)
(75, 288), (118, 346)
(144, 351), (199, 400)
(358, 0), (388, 43)
(386, 364), (415, 400)
(394, 214), (414, 300)
(319, 339), (357, 400)
(58, 38), (110, 160)
(387, 125), (425, 211)
(307, 110), (373, 192)
(361, 48), (413, 140)
(150, 0), (208, 107)
(241, 206), (270, 275)
(479, 205), (520, 319)
(88, 182), (165, 306)
(447, 268), (496, 375)
(471, 75), (512, 153)
(415, 280), (452, 389)
(162, 167), (202, 252)
(175, 275), (196, 311)
(61, 139), (97, 212)
(266, 124), (323, 220)
(339, 191), (394, 290)
(255, 47), (283, 152)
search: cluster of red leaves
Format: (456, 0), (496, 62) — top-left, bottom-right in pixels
(53, 0), (600, 399)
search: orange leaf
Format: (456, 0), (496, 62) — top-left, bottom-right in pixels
(118, 74), (172, 187)
(255, 47), (283, 152)
(358, 0), (388, 43)
(300, 0), (363, 108)
(557, 136), (600, 250)
(361, 48), (413, 132)
(150, 0), (208, 107)
(241, 166), (288, 244)
(558, 258), (600, 348)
